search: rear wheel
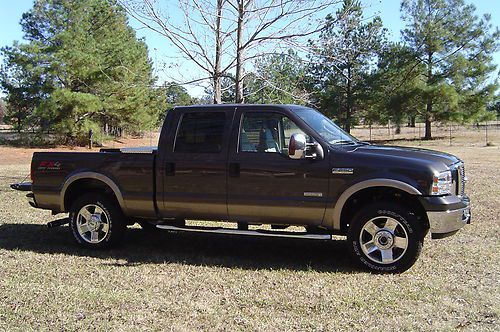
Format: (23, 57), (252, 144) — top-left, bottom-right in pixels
(347, 202), (424, 273)
(69, 193), (126, 249)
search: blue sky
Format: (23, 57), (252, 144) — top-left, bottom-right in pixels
(0, 0), (498, 97)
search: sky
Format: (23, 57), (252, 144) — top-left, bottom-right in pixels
(0, 0), (499, 98)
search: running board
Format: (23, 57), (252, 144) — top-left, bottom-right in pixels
(156, 225), (332, 240)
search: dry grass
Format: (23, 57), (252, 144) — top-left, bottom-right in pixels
(0, 139), (499, 330)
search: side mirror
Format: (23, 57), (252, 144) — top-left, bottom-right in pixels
(288, 133), (307, 159)
(289, 133), (324, 160)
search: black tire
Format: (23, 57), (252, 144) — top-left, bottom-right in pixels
(347, 202), (424, 273)
(69, 193), (126, 249)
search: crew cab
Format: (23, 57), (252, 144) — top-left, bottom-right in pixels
(11, 104), (471, 272)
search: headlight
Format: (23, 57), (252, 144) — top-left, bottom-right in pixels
(431, 170), (452, 195)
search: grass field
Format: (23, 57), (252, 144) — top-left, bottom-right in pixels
(0, 139), (499, 331)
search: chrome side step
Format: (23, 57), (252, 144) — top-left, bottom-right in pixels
(156, 225), (332, 240)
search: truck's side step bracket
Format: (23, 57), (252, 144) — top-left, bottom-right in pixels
(156, 224), (332, 240)
(47, 217), (70, 228)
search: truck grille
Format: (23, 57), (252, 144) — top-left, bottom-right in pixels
(456, 163), (466, 196)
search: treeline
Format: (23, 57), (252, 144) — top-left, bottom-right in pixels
(0, 0), (164, 144)
(1, 0), (499, 144)
(125, 0), (499, 139)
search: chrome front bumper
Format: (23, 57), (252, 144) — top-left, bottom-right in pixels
(427, 197), (471, 238)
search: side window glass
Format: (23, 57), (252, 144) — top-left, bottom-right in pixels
(175, 112), (226, 153)
(281, 116), (307, 155)
(239, 112), (307, 154)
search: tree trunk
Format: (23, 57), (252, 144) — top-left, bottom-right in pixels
(213, 75), (221, 104)
(213, 0), (223, 104)
(424, 51), (433, 140)
(408, 115), (416, 127)
(345, 65), (352, 133)
(235, 0), (245, 104)
(424, 111), (432, 140)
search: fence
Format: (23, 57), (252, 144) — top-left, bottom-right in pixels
(1, 122), (499, 148)
(351, 122), (500, 147)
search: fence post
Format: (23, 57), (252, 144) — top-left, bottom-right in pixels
(88, 129), (93, 149)
(418, 122), (421, 145)
(485, 121), (488, 146)
(449, 123), (452, 146)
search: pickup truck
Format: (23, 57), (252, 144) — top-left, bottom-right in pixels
(11, 104), (471, 272)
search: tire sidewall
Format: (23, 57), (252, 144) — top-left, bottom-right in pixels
(69, 194), (124, 249)
(348, 203), (423, 273)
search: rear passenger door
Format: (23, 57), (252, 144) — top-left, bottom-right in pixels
(160, 108), (234, 220)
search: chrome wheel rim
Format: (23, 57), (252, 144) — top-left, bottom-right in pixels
(76, 204), (110, 244)
(359, 216), (408, 264)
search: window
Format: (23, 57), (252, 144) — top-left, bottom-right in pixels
(175, 112), (226, 153)
(293, 106), (358, 145)
(239, 112), (307, 154)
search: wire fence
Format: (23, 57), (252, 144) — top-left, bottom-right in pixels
(1, 121), (499, 148)
(351, 121), (500, 147)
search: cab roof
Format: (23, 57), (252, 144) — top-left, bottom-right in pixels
(174, 104), (306, 111)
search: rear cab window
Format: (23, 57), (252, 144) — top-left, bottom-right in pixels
(174, 112), (226, 153)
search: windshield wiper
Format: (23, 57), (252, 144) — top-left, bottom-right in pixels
(330, 140), (356, 145)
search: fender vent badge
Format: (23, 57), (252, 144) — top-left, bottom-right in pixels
(304, 192), (323, 197)
(332, 168), (354, 175)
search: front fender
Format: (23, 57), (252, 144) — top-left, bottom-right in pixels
(326, 178), (422, 230)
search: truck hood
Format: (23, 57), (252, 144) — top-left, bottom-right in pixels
(347, 144), (460, 169)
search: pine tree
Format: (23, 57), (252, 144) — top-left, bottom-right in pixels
(158, 82), (193, 123)
(0, 0), (163, 144)
(308, 0), (386, 132)
(245, 50), (308, 105)
(364, 43), (426, 132)
(401, 0), (499, 139)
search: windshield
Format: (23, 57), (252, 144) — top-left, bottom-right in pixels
(293, 107), (359, 145)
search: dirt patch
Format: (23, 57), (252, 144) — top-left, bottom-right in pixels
(0, 132), (160, 165)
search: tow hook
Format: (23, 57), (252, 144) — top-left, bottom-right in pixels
(47, 218), (70, 228)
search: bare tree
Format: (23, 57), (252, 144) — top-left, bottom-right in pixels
(122, 0), (342, 103)
(228, 0), (342, 103)
(121, 0), (237, 103)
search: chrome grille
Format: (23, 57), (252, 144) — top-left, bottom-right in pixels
(457, 163), (465, 196)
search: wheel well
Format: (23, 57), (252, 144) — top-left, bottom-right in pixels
(64, 178), (119, 211)
(339, 186), (429, 233)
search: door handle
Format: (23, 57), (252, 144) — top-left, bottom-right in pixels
(229, 162), (240, 177)
(165, 162), (175, 176)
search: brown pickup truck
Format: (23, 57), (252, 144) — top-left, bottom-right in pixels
(11, 104), (470, 272)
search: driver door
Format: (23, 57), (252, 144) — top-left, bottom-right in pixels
(227, 108), (331, 226)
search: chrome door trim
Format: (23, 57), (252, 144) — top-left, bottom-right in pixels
(157, 224), (332, 240)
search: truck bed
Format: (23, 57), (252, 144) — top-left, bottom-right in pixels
(31, 148), (157, 217)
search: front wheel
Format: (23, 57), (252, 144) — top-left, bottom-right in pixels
(347, 202), (424, 273)
(69, 193), (126, 249)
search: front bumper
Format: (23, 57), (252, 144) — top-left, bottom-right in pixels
(420, 195), (471, 239)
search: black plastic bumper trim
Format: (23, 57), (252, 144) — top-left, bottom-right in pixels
(10, 182), (33, 191)
(419, 195), (469, 212)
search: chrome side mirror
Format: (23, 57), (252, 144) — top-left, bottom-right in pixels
(289, 133), (324, 160)
(288, 133), (306, 159)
